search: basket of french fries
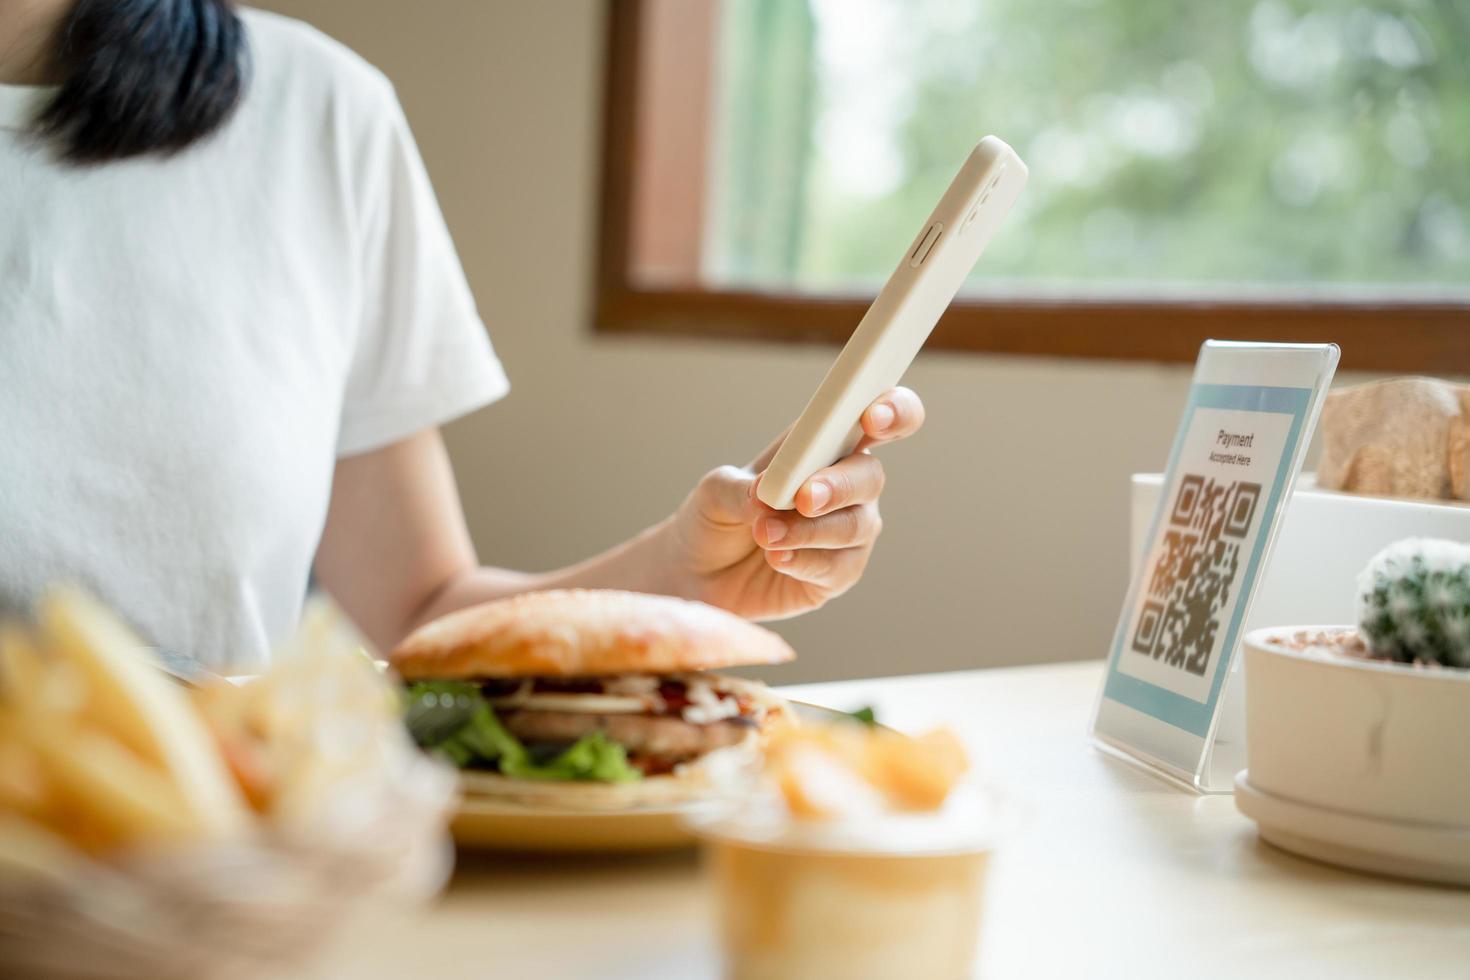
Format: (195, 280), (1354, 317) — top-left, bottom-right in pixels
(0, 590), (457, 980)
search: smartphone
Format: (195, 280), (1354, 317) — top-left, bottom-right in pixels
(756, 136), (1029, 510)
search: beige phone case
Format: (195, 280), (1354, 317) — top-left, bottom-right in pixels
(757, 136), (1028, 510)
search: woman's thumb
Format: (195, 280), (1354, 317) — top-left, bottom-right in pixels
(695, 464), (759, 524)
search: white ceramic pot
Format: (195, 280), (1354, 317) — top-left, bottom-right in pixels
(1242, 626), (1470, 828)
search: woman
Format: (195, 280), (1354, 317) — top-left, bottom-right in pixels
(0, 0), (924, 671)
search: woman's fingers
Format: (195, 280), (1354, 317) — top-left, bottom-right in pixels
(749, 386), (923, 473)
(755, 503), (881, 551)
(764, 545), (872, 589)
(795, 452), (885, 518)
(855, 386), (925, 452)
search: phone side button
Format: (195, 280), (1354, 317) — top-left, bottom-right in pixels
(908, 222), (944, 268)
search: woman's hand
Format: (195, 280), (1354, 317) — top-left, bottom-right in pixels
(314, 388), (923, 653)
(658, 387), (925, 621)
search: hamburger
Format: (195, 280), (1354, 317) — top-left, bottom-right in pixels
(389, 589), (794, 809)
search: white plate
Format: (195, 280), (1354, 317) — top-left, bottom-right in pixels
(1235, 771), (1470, 887)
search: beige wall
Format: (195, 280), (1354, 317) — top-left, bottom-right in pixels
(260, 1), (1367, 683)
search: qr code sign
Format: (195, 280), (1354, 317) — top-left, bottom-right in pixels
(1130, 476), (1262, 676)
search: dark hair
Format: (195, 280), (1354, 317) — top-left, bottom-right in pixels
(38, 0), (249, 164)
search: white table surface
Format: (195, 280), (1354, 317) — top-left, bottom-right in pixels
(326, 662), (1470, 979)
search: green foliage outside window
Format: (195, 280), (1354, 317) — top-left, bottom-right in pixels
(706, 0), (1470, 294)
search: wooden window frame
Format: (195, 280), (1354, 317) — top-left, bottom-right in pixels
(594, 0), (1470, 374)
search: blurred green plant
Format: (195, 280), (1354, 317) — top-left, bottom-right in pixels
(707, 0), (1470, 292)
(709, 0), (818, 283)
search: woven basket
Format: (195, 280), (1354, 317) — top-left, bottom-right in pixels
(0, 761), (456, 980)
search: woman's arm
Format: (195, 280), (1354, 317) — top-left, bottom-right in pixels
(313, 388), (924, 653)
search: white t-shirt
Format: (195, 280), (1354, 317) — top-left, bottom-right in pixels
(0, 10), (509, 671)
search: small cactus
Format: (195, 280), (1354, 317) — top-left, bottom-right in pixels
(1356, 538), (1470, 669)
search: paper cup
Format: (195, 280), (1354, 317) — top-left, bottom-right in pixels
(689, 791), (998, 980)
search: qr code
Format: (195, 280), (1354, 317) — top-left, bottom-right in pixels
(1130, 475), (1262, 675)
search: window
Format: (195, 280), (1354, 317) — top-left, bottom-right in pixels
(597, 0), (1469, 371)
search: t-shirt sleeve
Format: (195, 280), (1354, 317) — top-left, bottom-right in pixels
(336, 82), (508, 457)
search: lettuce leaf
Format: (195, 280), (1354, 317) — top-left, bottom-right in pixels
(435, 703), (525, 769)
(403, 680), (484, 747)
(500, 731), (639, 782)
(403, 680), (640, 782)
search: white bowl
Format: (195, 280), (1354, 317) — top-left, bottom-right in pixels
(1242, 626), (1470, 828)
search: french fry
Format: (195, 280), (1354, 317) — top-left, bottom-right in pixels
(860, 729), (969, 812)
(38, 588), (247, 838)
(0, 625), (85, 718)
(776, 746), (886, 820)
(0, 624), (43, 699)
(764, 722), (867, 770)
(38, 589), (164, 760)
(0, 590), (412, 862)
(207, 723), (276, 814)
(195, 598), (403, 826)
(764, 722), (970, 816)
(14, 717), (200, 847)
(0, 713), (51, 818)
(0, 814), (85, 885)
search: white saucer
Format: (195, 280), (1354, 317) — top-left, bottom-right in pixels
(1235, 771), (1470, 887)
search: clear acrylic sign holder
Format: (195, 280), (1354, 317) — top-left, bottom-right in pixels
(1091, 341), (1339, 793)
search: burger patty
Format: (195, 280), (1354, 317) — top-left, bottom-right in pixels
(498, 709), (752, 760)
